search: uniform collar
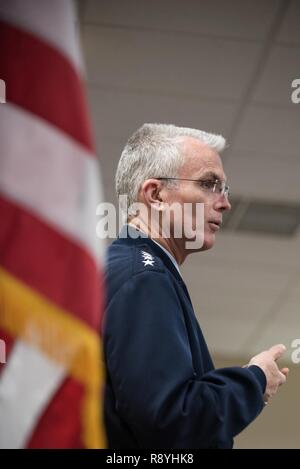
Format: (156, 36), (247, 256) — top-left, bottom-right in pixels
(151, 239), (181, 277)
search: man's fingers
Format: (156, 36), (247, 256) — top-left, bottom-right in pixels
(278, 368), (289, 386)
(280, 367), (289, 377)
(268, 343), (286, 361)
(278, 370), (288, 385)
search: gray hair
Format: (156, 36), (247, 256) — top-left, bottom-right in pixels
(115, 123), (226, 210)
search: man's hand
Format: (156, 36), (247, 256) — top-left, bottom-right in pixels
(247, 344), (289, 404)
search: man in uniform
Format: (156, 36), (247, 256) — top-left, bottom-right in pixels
(103, 123), (288, 448)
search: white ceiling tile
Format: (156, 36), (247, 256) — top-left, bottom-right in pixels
(225, 150), (300, 202)
(231, 275), (300, 356)
(186, 232), (300, 273)
(82, 26), (261, 99)
(277, 0), (300, 45)
(194, 308), (268, 356)
(183, 262), (289, 356)
(84, 0), (280, 40)
(286, 278), (300, 305)
(182, 247), (297, 356)
(87, 87), (237, 145)
(231, 105), (300, 156)
(246, 310), (300, 361)
(183, 263), (289, 308)
(101, 180), (118, 205)
(95, 141), (121, 177)
(279, 299), (300, 325)
(235, 365), (300, 448)
(194, 300), (272, 356)
(252, 46), (300, 105)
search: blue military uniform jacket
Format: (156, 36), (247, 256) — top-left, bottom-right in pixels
(103, 225), (266, 449)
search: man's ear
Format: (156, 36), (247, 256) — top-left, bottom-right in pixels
(141, 179), (163, 207)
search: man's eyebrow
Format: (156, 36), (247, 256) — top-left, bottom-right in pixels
(198, 171), (226, 183)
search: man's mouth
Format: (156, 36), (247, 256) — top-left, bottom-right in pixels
(208, 220), (222, 231)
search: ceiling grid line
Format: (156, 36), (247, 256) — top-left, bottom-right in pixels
(81, 20), (268, 45)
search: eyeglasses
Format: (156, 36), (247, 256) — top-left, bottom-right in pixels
(155, 177), (230, 197)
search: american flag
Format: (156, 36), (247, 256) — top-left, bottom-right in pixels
(0, 0), (106, 448)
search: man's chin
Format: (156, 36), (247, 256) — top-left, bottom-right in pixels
(202, 234), (216, 251)
(183, 235), (215, 253)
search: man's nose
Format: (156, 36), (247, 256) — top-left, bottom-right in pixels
(214, 194), (231, 212)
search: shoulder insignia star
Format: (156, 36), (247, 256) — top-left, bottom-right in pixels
(141, 250), (155, 267)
